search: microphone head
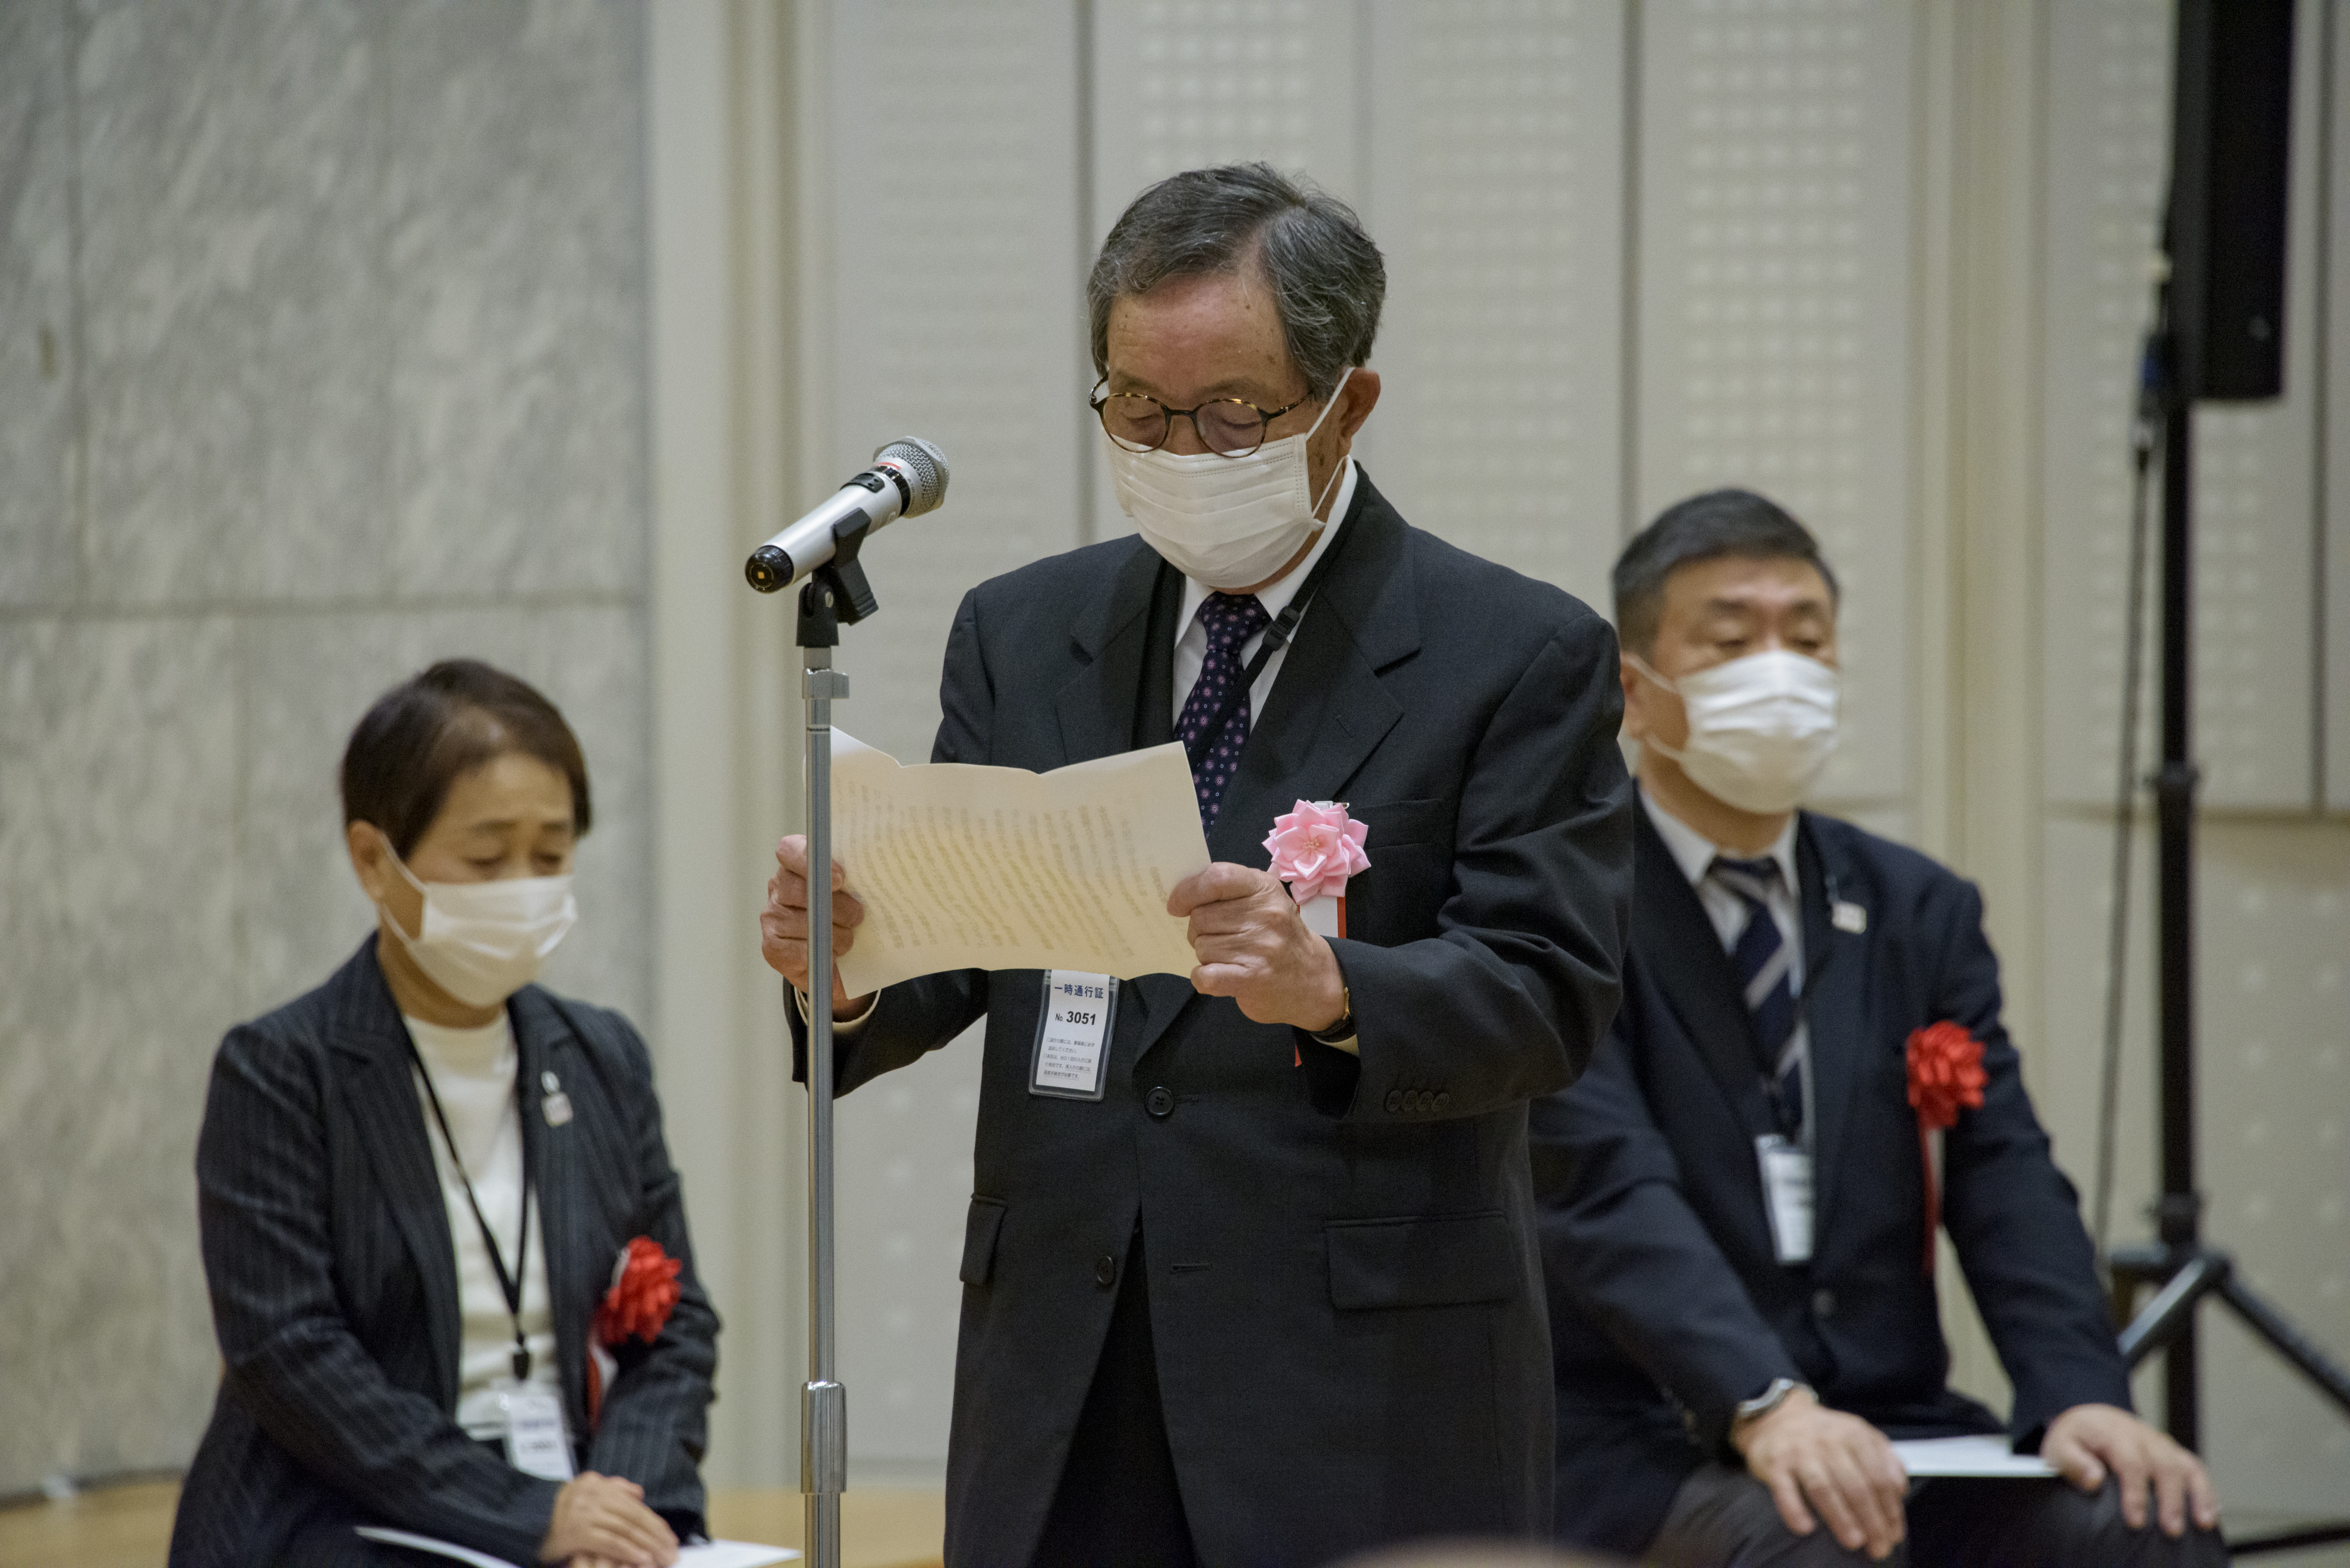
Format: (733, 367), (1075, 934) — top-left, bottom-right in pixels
(872, 437), (948, 517)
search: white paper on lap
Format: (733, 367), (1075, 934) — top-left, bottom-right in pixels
(828, 731), (1212, 996)
(356, 1526), (798, 1567)
(1890, 1434), (2060, 1478)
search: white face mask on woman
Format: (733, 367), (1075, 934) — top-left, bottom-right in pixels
(1106, 367), (1353, 589)
(1632, 647), (1841, 815)
(376, 835), (578, 1008)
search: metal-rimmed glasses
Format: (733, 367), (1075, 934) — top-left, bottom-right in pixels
(1089, 379), (1316, 458)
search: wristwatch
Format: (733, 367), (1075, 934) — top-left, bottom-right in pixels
(1306, 983), (1355, 1045)
(1732, 1377), (1812, 1431)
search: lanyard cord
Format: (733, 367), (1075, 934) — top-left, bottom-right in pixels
(407, 1036), (536, 1382)
(1179, 507), (1361, 774)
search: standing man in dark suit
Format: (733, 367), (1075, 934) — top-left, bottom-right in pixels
(1533, 490), (2226, 1566)
(760, 163), (1633, 1566)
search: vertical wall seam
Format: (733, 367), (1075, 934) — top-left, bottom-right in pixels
(1075, 0), (1096, 546)
(61, 0), (90, 607)
(2310, 0), (2333, 808)
(1618, 0), (1644, 542)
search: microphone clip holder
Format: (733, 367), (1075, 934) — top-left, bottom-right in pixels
(796, 515), (881, 648)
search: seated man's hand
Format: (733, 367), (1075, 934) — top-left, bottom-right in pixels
(540, 1472), (678, 1567)
(1731, 1385), (1909, 1561)
(2043, 1402), (2219, 1537)
(1167, 864), (1347, 1033)
(761, 835), (874, 1021)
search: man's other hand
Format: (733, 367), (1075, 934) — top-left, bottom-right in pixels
(1167, 863), (1347, 1033)
(761, 835), (874, 1021)
(2043, 1402), (2219, 1537)
(1731, 1385), (1908, 1561)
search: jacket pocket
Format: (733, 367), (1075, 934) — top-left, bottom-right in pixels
(1348, 796), (1449, 851)
(1325, 1209), (1517, 1310)
(960, 1196), (1007, 1287)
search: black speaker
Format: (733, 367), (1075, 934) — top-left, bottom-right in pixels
(2166, 0), (2295, 401)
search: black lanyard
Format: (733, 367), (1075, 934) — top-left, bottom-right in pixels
(407, 1037), (536, 1381)
(1179, 507), (1360, 774)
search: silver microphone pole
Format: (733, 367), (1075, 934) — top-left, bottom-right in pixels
(746, 439), (947, 1568)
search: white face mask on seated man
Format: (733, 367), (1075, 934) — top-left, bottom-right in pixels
(1630, 647), (1841, 816)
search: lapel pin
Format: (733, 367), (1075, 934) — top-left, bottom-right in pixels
(1832, 900), (1868, 934)
(541, 1070), (573, 1128)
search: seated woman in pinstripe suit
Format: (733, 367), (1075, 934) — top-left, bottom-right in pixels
(171, 660), (718, 1568)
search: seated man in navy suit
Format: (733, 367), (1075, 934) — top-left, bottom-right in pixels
(1533, 489), (2227, 1566)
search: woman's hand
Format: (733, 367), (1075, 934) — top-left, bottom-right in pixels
(540, 1473), (679, 1567)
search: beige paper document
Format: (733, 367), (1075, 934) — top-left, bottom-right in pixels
(829, 731), (1212, 996)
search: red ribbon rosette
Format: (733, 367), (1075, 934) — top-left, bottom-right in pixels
(1905, 1022), (1986, 1277)
(587, 1237), (683, 1426)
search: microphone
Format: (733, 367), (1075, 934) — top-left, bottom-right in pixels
(745, 438), (949, 593)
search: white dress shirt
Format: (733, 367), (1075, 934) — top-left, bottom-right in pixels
(404, 1012), (564, 1440)
(1639, 787), (1814, 1140)
(1171, 458), (1359, 726)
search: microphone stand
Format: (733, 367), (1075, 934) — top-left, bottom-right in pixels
(787, 522), (880, 1568)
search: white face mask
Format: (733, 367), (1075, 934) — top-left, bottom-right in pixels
(1632, 648), (1841, 815)
(376, 835), (578, 1008)
(1106, 367), (1354, 589)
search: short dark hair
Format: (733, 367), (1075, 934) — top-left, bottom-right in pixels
(1612, 488), (1840, 655)
(1088, 162), (1385, 399)
(340, 659), (591, 858)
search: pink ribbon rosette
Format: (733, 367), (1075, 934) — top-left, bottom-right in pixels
(1263, 799), (1371, 939)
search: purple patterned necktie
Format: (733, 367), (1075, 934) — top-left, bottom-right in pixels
(1177, 591), (1271, 827)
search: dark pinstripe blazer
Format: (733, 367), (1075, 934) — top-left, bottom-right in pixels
(169, 937), (719, 1568)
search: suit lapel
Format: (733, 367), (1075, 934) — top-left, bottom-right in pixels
(329, 940), (464, 1409)
(1208, 480), (1413, 865)
(1795, 817), (1867, 1243)
(513, 989), (595, 1437)
(1632, 810), (1779, 1139)
(1055, 541), (1171, 768)
(1130, 479), (1416, 1064)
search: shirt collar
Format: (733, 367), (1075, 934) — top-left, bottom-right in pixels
(1638, 784), (1800, 895)
(1177, 457), (1358, 634)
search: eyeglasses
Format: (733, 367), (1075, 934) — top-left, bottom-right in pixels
(1089, 379), (1316, 459)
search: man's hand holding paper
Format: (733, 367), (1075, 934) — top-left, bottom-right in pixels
(763, 734), (1349, 1033)
(765, 732), (1225, 1005)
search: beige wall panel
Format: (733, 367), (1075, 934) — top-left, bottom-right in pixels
(816, 0), (1085, 1468)
(2329, 0), (2350, 812)
(1364, 0), (1626, 612)
(2040, 0), (2323, 812)
(2193, 824), (2350, 1520)
(1633, 0), (1915, 807)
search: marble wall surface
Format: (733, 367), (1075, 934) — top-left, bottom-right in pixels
(0, 0), (651, 1494)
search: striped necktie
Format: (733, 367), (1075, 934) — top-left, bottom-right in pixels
(1710, 854), (1803, 1136)
(1176, 591), (1270, 827)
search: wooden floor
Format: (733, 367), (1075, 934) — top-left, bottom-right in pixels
(0, 1480), (944, 1568)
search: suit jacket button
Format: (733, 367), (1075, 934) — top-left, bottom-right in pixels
(1095, 1254), (1119, 1288)
(1385, 1089), (1403, 1113)
(1434, 1091), (1451, 1111)
(1146, 1085), (1175, 1118)
(1812, 1288), (1837, 1318)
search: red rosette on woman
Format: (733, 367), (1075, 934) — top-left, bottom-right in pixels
(1905, 1021), (1986, 1277)
(587, 1236), (683, 1428)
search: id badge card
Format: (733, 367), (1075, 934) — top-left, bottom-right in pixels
(1030, 971), (1117, 1100)
(1755, 1134), (1815, 1264)
(496, 1381), (576, 1481)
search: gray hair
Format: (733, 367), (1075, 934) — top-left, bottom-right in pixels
(1088, 162), (1385, 399)
(1612, 489), (1841, 656)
